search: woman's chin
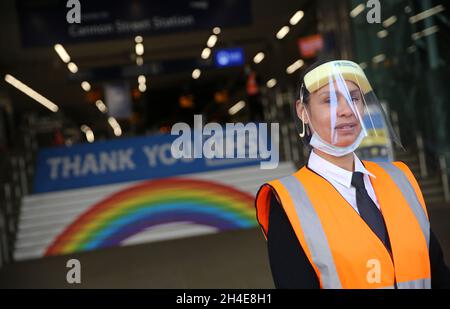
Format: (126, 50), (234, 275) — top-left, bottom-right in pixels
(333, 135), (359, 147)
(332, 128), (362, 147)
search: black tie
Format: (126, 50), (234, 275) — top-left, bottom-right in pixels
(351, 172), (391, 251)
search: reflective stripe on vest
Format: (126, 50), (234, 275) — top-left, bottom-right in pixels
(377, 278), (432, 289)
(397, 278), (431, 289)
(376, 162), (430, 249)
(279, 175), (342, 288)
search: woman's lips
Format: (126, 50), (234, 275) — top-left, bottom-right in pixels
(335, 123), (357, 132)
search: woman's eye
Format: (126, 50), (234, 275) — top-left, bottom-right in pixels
(352, 96), (360, 102)
(323, 98), (331, 104)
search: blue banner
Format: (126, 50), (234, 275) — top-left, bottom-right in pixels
(17, 0), (252, 47)
(33, 129), (269, 193)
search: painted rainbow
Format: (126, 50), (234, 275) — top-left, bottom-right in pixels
(45, 178), (257, 256)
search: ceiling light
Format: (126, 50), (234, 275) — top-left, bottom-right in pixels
(286, 59), (304, 74)
(290, 10), (304, 25)
(207, 35), (217, 48)
(135, 43), (144, 56)
(95, 100), (108, 113)
(229, 100), (246, 115)
(266, 78), (277, 88)
(350, 4), (365, 18)
(67, 62), (78, 73)
(276, 26), (290, 39)
(382, 16), (397, 28)
(4, 74), (59, 112)
(81, 81), (91, 92)
(253, 52), (265, 64)
(192, 69), (201, 79)
(201, 47), (211, 59)
(54, 44), (71, 63)
(138, 83), (147, 92)
(138, 75), (146, 84)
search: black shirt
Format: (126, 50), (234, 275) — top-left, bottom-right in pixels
(267, 192), (450, 289)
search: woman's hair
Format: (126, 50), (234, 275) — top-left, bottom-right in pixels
(295, 58), (333, 105)
(292, 58), (334, 147)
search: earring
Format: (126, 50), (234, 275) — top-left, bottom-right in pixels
(299, 110), (306, 138)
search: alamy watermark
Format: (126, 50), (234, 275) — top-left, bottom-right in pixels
(66, 0), (81, 24)
(351, 0), (381, 24)
(170, 115), (280, 170)
(66, 258), (81, 284)
(366, 258), (381, 284)
(366, 0), (381, 24)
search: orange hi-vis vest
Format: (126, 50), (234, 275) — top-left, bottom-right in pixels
(255, 161), (431, 289)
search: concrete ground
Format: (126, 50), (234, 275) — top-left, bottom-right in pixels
(0, 227), (273, 289)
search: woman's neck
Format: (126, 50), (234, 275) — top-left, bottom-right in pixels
(312, 148), (355, 172)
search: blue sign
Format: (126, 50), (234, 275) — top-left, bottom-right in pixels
(104, 82), (132, 118)
(17, 0), (252, 47)
(214, 48), (245, 68)
(33, 127), (272, 193)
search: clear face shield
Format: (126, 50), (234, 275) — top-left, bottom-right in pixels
(297, 60), (401, 157)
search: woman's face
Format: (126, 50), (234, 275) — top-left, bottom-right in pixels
(297, 80), (365, 147)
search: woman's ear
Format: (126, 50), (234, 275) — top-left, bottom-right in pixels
(296, 100), (308, 124)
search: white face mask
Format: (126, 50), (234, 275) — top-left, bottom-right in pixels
(303, 108), (366, 157)
(309, 129), (366, 157)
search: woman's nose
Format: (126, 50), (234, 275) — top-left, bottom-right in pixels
(336, 96), (355, 117)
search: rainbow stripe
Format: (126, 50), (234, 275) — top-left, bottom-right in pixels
(45, 178), (257, 256)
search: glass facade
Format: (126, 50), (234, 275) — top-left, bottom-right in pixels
(349, 0), (450, 168)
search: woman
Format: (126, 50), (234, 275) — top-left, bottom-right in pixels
(255, 59), (450, 289)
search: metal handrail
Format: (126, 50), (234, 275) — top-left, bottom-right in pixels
(0, 151), (32, 269)
(439, 154), (450, 202)
(416, 132), (428, 178)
